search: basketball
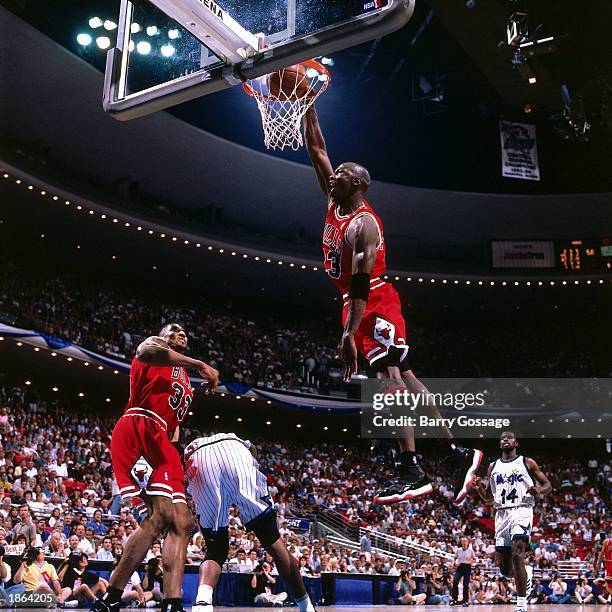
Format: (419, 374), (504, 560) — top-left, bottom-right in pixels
(267, 64), (309, 100)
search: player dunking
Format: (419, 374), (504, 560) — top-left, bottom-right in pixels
(91, 324), (219, 612)
(474, 431), (551, 612)
(303, 106), (482, 504)
(184, 433), (317, 612)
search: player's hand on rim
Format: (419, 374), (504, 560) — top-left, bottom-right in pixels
(336, 333), (358, 382)
(198, 362), (219, 393)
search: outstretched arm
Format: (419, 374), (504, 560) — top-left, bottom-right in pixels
(525, 458), (552, 496)
(136, 337), (219, 392)
(337, 215), (379, 381)
(304, 107), (334, 196)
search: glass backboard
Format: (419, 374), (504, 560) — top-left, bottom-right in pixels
(103, 0), (414, 120)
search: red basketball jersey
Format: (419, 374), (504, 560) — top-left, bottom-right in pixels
(123, 357), (194, 432)
(605, 539), (612, 576)
(322, 198), (387, 294)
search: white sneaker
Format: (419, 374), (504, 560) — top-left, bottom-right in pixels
(63, 601), (79, 608)
(525, 564), (533, 598)
(192, 603), (214, 612)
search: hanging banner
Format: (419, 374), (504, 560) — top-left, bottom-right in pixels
(0, 323), (362, 413)
(500, 120), (540, 181)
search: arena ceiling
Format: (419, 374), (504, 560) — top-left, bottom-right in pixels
(2, 0), (612, 194)
(2, 7), (612, 255)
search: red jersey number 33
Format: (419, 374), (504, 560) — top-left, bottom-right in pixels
(169, 366), (192, 422)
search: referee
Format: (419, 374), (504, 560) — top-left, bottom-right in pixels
(452, 537), (477, 606)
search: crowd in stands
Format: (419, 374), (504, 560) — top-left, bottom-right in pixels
(0, 262), (604, 395)
(0, 380), (609, 605)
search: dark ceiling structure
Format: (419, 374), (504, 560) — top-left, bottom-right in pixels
(2, 0), (612, 193)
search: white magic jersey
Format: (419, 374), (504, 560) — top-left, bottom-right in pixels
(490, 455), (534, 509)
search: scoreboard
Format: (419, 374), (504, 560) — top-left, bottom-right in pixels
(491, 239), (612, 273)
(556, 239), (612, 273)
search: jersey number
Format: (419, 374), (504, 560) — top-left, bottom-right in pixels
(326, 250), (341, 279)
(501, 487), (518, 505)
(169, 382), (192, 421)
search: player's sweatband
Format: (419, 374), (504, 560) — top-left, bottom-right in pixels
(349, 273), (371, 300)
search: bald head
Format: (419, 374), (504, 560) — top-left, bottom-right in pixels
(345, 162), (371, 191)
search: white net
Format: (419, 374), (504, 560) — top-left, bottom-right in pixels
(243, 61), (331, 151)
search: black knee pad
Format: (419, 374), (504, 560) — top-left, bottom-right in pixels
(247, 509), (280, 547)
(202, 528), (229, 567)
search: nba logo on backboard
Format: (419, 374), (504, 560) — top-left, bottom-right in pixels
(130, 457), (153, 488)
(364, 0), (385, 11)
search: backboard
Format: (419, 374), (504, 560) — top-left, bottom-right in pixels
(103, 0), (415, 120)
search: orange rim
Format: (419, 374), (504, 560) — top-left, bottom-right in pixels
(242, 59), (330, 99)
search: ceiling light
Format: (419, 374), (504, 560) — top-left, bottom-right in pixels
(77, 33), (93, 46)
(96, 36), (111, 50)
(136, 41), (151, 55)
(161, 44), (175, 57)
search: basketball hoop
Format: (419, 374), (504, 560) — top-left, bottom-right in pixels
(243, 59), (331, 151)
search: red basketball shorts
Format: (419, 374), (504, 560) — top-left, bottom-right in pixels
(342, 282), (409, 371)
(111, 412), (186, 505)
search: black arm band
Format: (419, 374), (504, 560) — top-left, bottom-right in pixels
(349, 273), (371, 300)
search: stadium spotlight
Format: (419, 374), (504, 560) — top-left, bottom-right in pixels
(320, 56), (334, 66)
(96, 36), (111, 50)
(128, 41), (135, 52)
(318, 74), (329, 82)
(136, 41), (152, 55)
(76, 33), (92, 46)
(103, 20), (117, 30)
(146, 25), (159, 36)
(305, 67), (319, 79)
(89, 17), (103, 28)
(130, 22), (141, 33)
(168, 28), (180, 39)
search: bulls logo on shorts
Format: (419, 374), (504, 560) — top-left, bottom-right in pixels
(130, 456), (153, 488)
(374, 316), (396, 347)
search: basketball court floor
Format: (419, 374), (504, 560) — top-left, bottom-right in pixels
(61, 607), (604, 611)
(188, 604), (609, 612)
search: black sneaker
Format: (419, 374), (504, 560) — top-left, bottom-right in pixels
(374, 473), (433, 504)
(90, 598), (121, 612)
(449, 446), (484, 505)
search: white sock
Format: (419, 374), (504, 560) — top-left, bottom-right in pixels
(516, 596), (527, 608)
(196, 585), (214, 605)
(296, 594), (315, 612)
